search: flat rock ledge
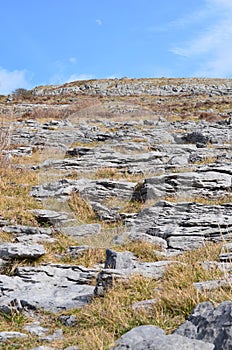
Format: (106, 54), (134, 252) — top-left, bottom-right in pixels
(0, 243), (46, 259)
(127, 201), (232, 251)
(0, 264), (98, 312)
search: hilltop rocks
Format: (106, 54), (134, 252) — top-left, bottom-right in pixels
(32, 78), (232, 98)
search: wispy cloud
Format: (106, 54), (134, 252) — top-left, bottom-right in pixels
(66, 74), (95, 82)
(49, 58), (92, 85)
(69, 57), (77, 64)
(0, 68), (31, 94)
(96, 19), (103, 26)
(170, 0), (232, 77)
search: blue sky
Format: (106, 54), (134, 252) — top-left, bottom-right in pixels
(1, 0), (232, 94)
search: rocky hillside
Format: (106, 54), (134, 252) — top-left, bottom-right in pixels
(0, 78), (231, 349)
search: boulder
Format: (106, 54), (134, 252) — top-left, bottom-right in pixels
(175, 301), (232, 349)
(111, 325), (214, 349)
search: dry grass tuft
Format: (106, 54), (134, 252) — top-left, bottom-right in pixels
(165, 194), (232, 205)
(63, 242), (227, 350)
(116, 240), (161, 262)
(72, 275), (159, 349)
(1, 242), (230, 350)
(68, 192), (97, 224)
(0, 164), (41, 225)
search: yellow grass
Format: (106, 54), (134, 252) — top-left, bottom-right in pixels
(0, 164), (41, 225)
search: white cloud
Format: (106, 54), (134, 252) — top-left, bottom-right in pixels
(96, 19), (103, 26)
(170, 0), (232, 77)
(0, 68), (31, 94)
(69, 57), (77, 64)
(66, 74), (95, 82)
(206, 0), (232, 10)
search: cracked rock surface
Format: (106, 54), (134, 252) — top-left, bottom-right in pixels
(0, 77), (232, 348)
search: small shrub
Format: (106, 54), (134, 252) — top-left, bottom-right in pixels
(12, 88), (32, 100)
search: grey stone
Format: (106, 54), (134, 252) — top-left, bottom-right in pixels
(58, 314), (77, 327)
(201, 261), (232, 274)
(3, 225), (52, 235)
(136, 170), (231, 202)
(194, 279), (232, 291)
(0, 331), (28, 342)
(0, 217), (10, 227)
(175, 131), (211, 145)
(0, 243), (46, 259)
(128, 232), (168, 249)
(31, 179), (138, 218)
(30, 347), (55, 350)
(0, 264), (98, 312)
(91, 202), (120, 222)
(135, 260), (173, 279)
(94, 250), (174, 296)
(175, 300), (232, 349)
(104, 249), (137, 270)
(132, 299), (157, 311)
(167, 155), (189, 165)
(111, 325), (214, 349)
(219, 243), (232, 262)
(66, 146), (92, 157)
(32, 149), (166, 175)
(127, 201), (232, 251)
(31, 209), (75, 226)
(67, 245), (90, 258)
(94, 269), (128, 296)
(111, 325), (165, 349)
(41, 329), (63, 342)
(63, 223), (101, 237)
(15, 234), (56, 244)
(24, 322), (49, 336)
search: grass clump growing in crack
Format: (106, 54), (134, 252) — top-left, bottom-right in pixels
(68, 192), (96, 224)
(67, 275), (159, 349)
(116, 240), (162, 262)
(43, 233), (106, 267)
(164, 194), (232, 205)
